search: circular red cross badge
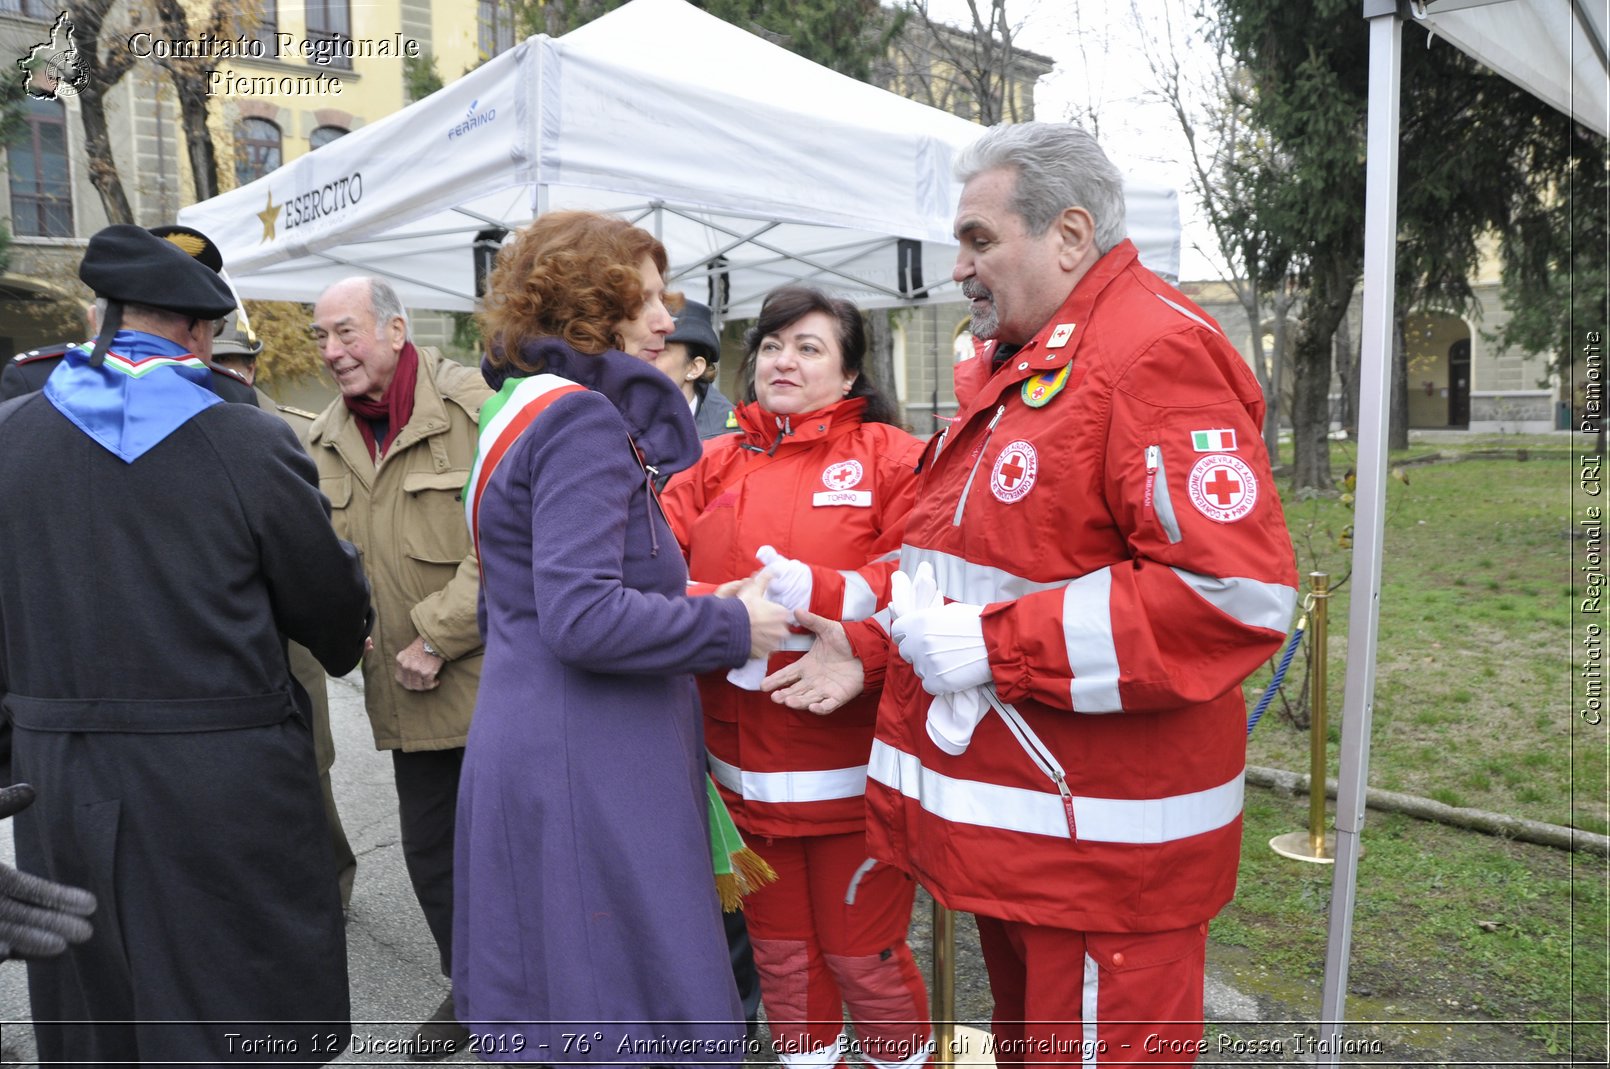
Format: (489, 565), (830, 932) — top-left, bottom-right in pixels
(1187, 453), (1258, 522)
(990, 440), (1039, 503)
(822, 460), (864, 490)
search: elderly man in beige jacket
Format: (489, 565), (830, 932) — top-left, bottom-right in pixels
(308, 276), (491, 1059)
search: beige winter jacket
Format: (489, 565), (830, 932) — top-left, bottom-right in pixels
(306, 347), (492, 750)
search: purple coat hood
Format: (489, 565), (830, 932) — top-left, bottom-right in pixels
(483, 338), (702, 477)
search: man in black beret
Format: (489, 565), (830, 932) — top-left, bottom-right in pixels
(0, 226), (252, 796)
(0, 224), (374, 1065)
(0, 224), (256, 405)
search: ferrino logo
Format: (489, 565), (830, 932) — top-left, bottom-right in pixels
(449, 98), (496, 141)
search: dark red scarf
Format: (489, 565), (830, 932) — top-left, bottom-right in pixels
(345, 341), (420, 460)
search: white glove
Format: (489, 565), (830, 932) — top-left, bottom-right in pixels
(730, 545), (810, 689)
(727, 656), (769, 691)
(889, 562), (940, 620)
(926, 688), (988, 756)
(890, 601), (991, 696)
(890, 563), (990, 754)
(756, 545), (812, 618)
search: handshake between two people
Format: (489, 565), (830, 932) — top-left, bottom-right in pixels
(715, 545), (813, 689)
(721, 557), (996, 753)
(0, 783), (97, 962)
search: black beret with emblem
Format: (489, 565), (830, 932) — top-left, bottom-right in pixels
(147, 224), (224, 274)
(79, 224), (236, 321)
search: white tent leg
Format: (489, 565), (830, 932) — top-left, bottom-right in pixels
(1317, 3), (1402, 1060)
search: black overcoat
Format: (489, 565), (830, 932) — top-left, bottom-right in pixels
(0, 386), (371, 1065)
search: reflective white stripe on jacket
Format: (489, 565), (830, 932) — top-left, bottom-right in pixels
(709, 752), (869, 805)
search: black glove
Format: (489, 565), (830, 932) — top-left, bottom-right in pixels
(0, 783), (96, 959)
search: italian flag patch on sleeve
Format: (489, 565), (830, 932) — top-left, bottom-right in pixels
(1191, 428), (1237, 452)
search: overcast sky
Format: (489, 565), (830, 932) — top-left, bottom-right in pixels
(925, 0), (1225, 282)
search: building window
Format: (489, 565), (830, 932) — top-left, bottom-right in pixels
(0, 0), (58, 18)
(252, 0), (278, 52)
(9, 97), (72, 238)
(234, 117), (282, 186)
(309, 124), (347, 150)
(306, 0), (352, 70)
(478, 0), (516, 58)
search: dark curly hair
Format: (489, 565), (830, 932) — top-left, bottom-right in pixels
(738, 285), (900, 426)
(480, 211), (682, 372)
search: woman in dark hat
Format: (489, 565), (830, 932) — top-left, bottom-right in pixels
(646, 298), (737, 439)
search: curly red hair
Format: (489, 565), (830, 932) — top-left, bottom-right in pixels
(480, 211), (681, 371)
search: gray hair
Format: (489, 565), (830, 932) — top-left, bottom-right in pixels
(367, 277), (412, 340)
(955, 122), (1127, 254)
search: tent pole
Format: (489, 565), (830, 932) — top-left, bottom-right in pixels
(1318, 3), (1402, 1060)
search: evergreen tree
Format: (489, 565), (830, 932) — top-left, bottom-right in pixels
(1217, 0), (1605, 489)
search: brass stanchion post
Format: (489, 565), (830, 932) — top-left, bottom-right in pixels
(931, 901), (954, 1066)
(1269, 572), (1343, 863)
(1307, 572), (1331, 856)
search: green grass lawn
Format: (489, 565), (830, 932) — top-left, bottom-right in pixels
(1212, 433), (1606, 1061)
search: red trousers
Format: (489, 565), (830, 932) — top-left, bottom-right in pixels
(744, 831), (930, 1069)
(974, 916), (1208, 1068)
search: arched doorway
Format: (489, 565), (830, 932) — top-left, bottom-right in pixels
(1403, 311), (1472, 429)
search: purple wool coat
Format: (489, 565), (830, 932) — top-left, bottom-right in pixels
(453, 339), (753, 1065)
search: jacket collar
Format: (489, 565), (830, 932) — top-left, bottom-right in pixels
(733, 395), (867, 453)
(310, 347), (452, 475)
(962, 239), (1140, 417)
(483, 337), (701, 475)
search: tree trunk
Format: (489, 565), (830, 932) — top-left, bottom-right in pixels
(866, 308), (903, 427)
(1244, 766), (1610, 856)
(170, 75), (218, 201)
(67, 0), (137, 225)
(1236, 281), (1276, 463)
(1334, 302), (1357, 437)
(1289, 256), (1357, 492)
(1289, 316), (1333, 492)
(78, 85), (132, 225)
(152, 0), (221, 201)
(1389, 314), (1410, 451)
(1269, 287), (1294, 463)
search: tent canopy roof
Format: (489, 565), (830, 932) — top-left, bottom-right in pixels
(179, 0), (1180, 318)
(1414, 0), (1607, 136)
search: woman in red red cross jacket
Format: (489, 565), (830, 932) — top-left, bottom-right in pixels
(660, 286), (931, 1069)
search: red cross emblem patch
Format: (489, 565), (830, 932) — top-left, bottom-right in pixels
(822, 460), (864, 490)
(1187, 453), (1258, 522)
(990, 440), (1038, 503)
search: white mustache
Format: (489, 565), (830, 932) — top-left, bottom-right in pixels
(962, 281), (992, 301)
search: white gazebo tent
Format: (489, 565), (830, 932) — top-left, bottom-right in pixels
(179, 0), (1181, 321)
(1324, 0), (1606, 1059)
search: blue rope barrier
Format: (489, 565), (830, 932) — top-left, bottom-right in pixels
(1247, 618), (1305, 737)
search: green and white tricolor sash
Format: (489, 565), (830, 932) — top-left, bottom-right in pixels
(464, 373), (586, 557)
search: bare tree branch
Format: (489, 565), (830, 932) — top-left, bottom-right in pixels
(66, 0), (140, 224)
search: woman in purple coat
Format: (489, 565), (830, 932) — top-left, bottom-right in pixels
(453, 211), (790, 1063)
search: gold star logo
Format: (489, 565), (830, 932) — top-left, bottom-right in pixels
(257, 191), (282, 243)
